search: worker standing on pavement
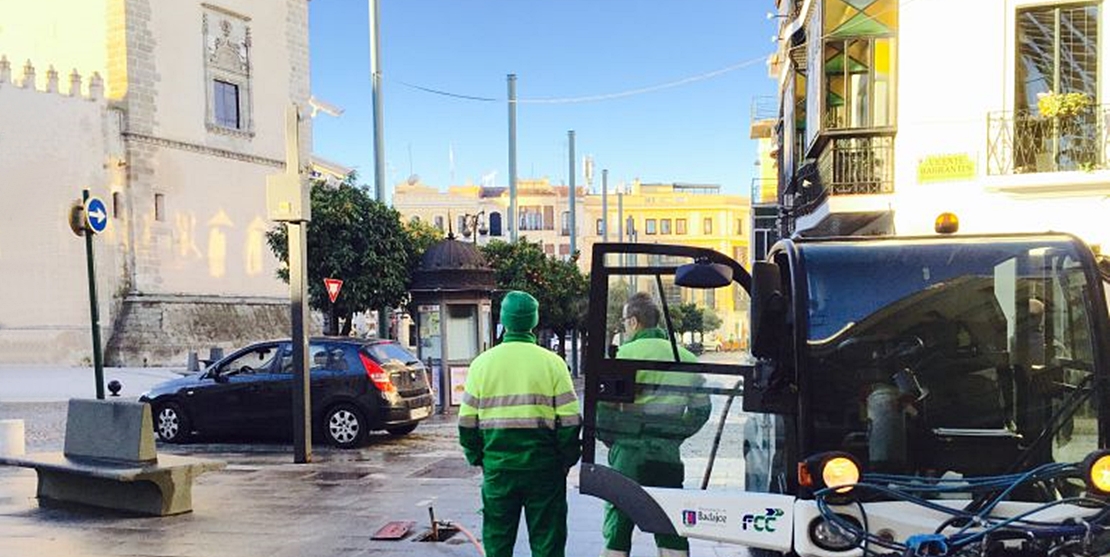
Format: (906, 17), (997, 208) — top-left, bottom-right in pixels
(458, 290), (582, 557)
(597, 291), (711, 557)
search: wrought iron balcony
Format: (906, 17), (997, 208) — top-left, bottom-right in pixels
(987, 106), (1109, 175)
(791, 133), (894, 212)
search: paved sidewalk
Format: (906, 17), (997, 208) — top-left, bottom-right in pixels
(0, 412), (746, 557)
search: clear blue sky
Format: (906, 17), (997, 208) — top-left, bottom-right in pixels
(308, 0), (779, 197)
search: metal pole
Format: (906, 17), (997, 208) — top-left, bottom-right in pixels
(567, 131), (578, 377)
(370, 0), (386, 204)
(82, 189), (105, 400)
(508, 74), (518, 242)
(369, 0), (390, 339)
(568, 130), (576, 255)
(602, 169), (609, 242)
(289, 221), (312, 463)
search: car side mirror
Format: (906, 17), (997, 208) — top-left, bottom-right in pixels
(607, 344), (619, 358)
(751, 261), (787, 359)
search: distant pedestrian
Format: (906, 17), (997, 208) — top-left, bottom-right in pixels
(458, 290), (582, 557)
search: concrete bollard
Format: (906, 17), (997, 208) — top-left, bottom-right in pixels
(0, 419), (26, 457)
(186, 351), (199, 372)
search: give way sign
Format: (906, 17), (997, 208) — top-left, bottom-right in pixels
(323, 278), (343, 303)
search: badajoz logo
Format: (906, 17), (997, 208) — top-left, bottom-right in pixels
(741, 508), (784, 532)
(681, 508), (727, 527)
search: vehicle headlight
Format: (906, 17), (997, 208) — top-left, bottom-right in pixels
(1084, 450), (1110, 496)
(799, 451), (861, 496)
(809, 514), (862, 551)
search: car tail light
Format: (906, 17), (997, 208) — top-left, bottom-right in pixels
(359, 352), (397, 393)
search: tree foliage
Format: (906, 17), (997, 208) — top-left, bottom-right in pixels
(480, 239), (589, 347)
(266, 177), (432, 335)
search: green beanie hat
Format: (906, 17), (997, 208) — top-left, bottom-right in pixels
(500, 290), (539, 333)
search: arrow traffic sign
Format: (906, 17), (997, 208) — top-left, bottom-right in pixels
(324, 278), (343, 304)
(85, 197), (109, 234)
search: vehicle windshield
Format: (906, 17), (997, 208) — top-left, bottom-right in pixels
(801, 238), (1100, 483)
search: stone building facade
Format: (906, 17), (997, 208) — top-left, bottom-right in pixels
(0, 0), (312, 365)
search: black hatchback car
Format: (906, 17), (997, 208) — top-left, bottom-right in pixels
(139, 337), (435, 448)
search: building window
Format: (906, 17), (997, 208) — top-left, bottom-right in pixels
(544, 243), (555, 255)
(596, 219), (604, 235)
(489, 212), (502, 236)
(561, 211), (570, 236)
(203, 8), (253, 136)
(703, 217), (713, 235)
(154, 193), (165, 222)
(214, 80), (240, 129)
(660, 219), (671, 235)
(645, 219), (657, 235)
(434, 215), (444, 231)
(520, 206), (545, 231)
(736, 218), (744, 236)
(676, 218), (687, 235)
(824, 37), (896, 130)
(112, 192), (123, 218)
(1011, 3), (1100, 173)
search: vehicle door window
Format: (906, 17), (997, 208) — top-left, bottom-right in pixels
(218, 345), (278, 377)
(275, 343), (332, 374)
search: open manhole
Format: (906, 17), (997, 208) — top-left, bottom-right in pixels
(413, 524), (459, 542)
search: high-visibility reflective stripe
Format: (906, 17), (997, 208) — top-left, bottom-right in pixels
(461, 392), (480, 408)
(463, 391), (578, 410)
(557, 414), (582, 426)
(458, 415), (478, 428)
(478, 417), (559, 430)
(554, 391), (578, 407)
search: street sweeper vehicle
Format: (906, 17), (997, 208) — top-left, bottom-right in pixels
(581, 233), (1110, 557)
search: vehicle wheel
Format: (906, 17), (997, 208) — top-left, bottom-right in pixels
(386, 423), (418, 436)
(154, 401), (190, 443)
(324, 403), (366, 449)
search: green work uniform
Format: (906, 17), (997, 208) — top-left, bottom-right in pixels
(458, 331), (582, 557)
(597, 327), (711, 556)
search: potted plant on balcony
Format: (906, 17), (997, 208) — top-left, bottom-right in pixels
(1029, 91), (1099, 172)
(1037, 91), (1094, 120)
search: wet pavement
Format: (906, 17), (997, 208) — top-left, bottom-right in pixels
(0, 403), (747, 557)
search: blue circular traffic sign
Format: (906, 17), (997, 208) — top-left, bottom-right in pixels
(85, 197), (109, 234)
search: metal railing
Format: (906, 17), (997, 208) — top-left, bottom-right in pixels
(789, 133), (894, 216)
(987, 106), (1110, 175)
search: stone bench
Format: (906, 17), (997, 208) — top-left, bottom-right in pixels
(0, 398), (224, 516)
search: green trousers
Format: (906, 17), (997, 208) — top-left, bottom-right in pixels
(603, 439), (690, 552)
(482, 467), (568, 557)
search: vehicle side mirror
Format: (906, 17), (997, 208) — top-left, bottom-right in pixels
(608, 344), (619, 358)
(751, 261), (787, 359)
(675, 258), (733, 289)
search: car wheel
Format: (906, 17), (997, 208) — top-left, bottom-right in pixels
(386, 423), (418, 436)
(324, 403), (366, 449)
(154, 401), (190, 443)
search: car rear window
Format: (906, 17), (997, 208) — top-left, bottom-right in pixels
(364, 342), (418, 365)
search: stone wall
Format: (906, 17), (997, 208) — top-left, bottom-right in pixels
(105, 295), (290, 366)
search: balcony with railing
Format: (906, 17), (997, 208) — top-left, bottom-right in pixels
(792, 133), (894, 212)
(987, 106), (1110, 175)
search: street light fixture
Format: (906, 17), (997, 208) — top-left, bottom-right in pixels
(461, 210), (488, 244)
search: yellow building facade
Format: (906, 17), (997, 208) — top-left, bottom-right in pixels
(393, 178), (752, 344)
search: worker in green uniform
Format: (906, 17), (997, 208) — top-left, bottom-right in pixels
(597, 291), (711, 557)
(458, 290), (582, 557)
